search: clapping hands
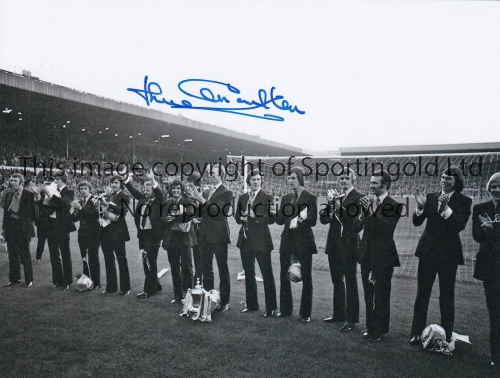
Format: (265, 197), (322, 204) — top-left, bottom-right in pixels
(71, 199), (82, 210)
(415, 187), (426, 209)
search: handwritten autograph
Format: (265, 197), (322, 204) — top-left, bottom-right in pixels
(127, 76), (305, 121)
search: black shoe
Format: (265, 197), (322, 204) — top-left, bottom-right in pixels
(274, 311), (292, 318)
(324, 316), (344, 323)
(263, 310), (277, 317)
(137, 292), (149, 298)
(361, 330), (369, 338)
(220, 304), (230, 312)
(34, 258), (41, 262)
(52, 284), (62, 289)
(59, 285), (70, 291)
(23, 282), (33, 288)
(93, 284), (101, 291)
(368, 332), (382, 342)
(4, 280), (21, 287)
(340, 322), (354, 332)
(119, 290), (131, 296)
(170, 298), (181, 304)
(409, 335), (421, 346)
(301, 317), (311, 323)
(241, 307), (258, 313)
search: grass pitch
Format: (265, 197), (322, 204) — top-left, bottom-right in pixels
(0, 216), (496, 377)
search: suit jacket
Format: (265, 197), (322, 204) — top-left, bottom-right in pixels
(162, 196), (198, 248)
(472, 200), (500, 282)
(353, 195), (401, 274)
(2, 188), (36, 238)
(35, 192), (53, 231)
(320, 188), (364, 263)
(72, 195), (100, 244)
(197, 184), (232, 245)
(276, 189), (318, 256)
(235, 190), (275, 252)
(125, 181), (166, 242)
(103, 190), (131, 242)
(413, 191), (472, 265)
(46, 186), (77, 234)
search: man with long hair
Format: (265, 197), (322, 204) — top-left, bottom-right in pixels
(409, 167), (472, 355)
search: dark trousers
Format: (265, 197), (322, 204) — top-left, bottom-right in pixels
(240, 241), (277, 312)
(193, 243), (202, 283)
(166, 233), (194, 299)
(328, 255), (359, 324)
(279, 252), (313, 318)
(35, 226), (48, 260)
(138, 230), (162, 295)
(411, 258), (458, 341)
(361, 263), (394, 335)
(100, 229), (130, 293)
(200, 241), (230, 306)
(6, 227), (33, 283)
(484, 279), (500, 364)
(47, 220), (72, 286)
(78, 237), (100, 287)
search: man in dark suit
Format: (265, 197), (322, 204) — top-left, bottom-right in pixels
(71, 180), (101, 289)
(38, 171), (76, 291)
(235, 169), (277, 317)
(124, 171), (165, 298)
(99, 175), (132, 295)
(34, 176), (53, 261)
(275, 167), (318, 323)
(3, 173), (36, 287)
(354, 170), (402, 342)
(185, 173), (203, 283)
(473, 172), (500, 368)
(409, 166), (472, 353)
(163, 179), (197, 303)
(185, 164), (233, 311)
(320, 168), (363, 331)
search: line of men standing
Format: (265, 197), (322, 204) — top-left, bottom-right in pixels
(1, 168), (236, 311)
(4, 165), (496, 363)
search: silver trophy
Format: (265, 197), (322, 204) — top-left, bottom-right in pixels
(180, 279), (221, 322)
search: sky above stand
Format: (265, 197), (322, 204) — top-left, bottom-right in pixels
(1, 0), (499, 153)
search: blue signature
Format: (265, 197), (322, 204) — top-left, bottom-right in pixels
(126, 76), (305, 121)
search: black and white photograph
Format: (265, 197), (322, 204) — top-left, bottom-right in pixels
(1, 1), (500, 377)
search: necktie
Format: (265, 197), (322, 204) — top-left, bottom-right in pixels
(249, 192), (255, 206)
(208, 186), (216, 200)
(9, 191), (21, 213)
(141, 199), (150, 229)
(247, 192), (256, 215)
(373, 196), (380, 211)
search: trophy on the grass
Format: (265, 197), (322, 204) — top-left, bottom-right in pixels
(180, 279), (221, 322)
